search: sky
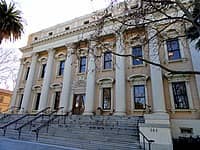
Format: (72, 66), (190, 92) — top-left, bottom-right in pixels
(1, 0), (113, 49)
(0, 0), (115, 90)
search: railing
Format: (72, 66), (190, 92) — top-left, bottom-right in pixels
(32, 107), (64, 141)
(0, 107), (51, 136)
(139, 130), (154, 150)
(137, 107), (154, 150)
(0, 114), (29, 136)
(15, 107), (51, 139)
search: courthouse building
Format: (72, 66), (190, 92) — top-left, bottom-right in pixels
(11, 0), (200, 148)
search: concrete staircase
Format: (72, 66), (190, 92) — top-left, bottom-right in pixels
(0, 114), (143, 150)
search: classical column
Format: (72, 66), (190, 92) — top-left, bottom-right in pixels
(148, 27), (166, 113)
(10, 59), (24, 108)
(115, 32), (126, 115)
(38, 49), (55, 111)
(189, 40), (200, 99)
(20, 53), (38, 113)
(59, 44), (74, 114)
(84, 41), (96, 115)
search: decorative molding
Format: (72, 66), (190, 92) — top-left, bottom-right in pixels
(128, 74), (149, 82)
(50, 82), (62, 89)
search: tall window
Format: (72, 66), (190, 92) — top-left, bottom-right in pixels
(102, 88), (111, 110)
(19, 94), (23, 109)
(166, 38), (181, 60)
(132, 46), (143, 65)
(133, 85), (145, 109)
(103, 52), (112, 69)
(34, 93), (41, 110)
(58, 60), (65, 76)
(79, 56), (86, 73)
(172, 82), (189, 109)
(41, 64), (46, 78)
(54, 92), (61, 110)
(25, 67), (30, 80)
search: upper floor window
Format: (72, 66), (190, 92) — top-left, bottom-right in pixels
(25, 67), (30, 80)
(166, 38), (181, 60)
(102, 88), (111, 110)
(58, 60), (65, 76)
(103, 52), (112, 69)
(132, 46), (143, 65)
(41, 64), (46, 78)
(172, 82), (189, 109)
(133, 85), (145, 109)
(79, 56), (86, 73)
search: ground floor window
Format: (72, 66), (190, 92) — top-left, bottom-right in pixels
(102, 88), (111, 110)
(54, 91), (61, 110)
(34, 93), (41, 110)
(133, 85), (145, 109)
(19, 94), (23, 109)
(172, 82), (189, 109)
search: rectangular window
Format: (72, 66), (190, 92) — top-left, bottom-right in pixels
(58, 60), (65, 76)
(172, 82), (189, 109)
(166, 38), (181, 60)
(34, 93), (41, 110)
(25, 67), (30, 80)
(79, 56), (86, 73)
(54, 92), (61, 110)
(41, 64), (46, 78)
(132, 46), (143, 65)
(102, 88), (111, 110)
(133, 85), (145, 109)
(103, 52), (112, 69)
(19, 94), (23, 109)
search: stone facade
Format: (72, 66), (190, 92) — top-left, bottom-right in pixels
(0, 89), (12, 112)
(11, 1), (200, 149)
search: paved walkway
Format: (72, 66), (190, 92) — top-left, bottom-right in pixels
(0, 137), (80, 150)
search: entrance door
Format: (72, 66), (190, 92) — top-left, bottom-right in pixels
(72, 94), (85, 115)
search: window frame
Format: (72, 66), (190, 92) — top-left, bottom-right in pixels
(132, 46), (143, 66)
(58, 60), (65, 76)
(102, 88), (111, 110)
(79, 56), (87, 73)
(54, 91), (61, 110)
(133, 85), (146, 109)
(172, 82), (189, 109)
(166, 73), (193, 111)
(128, 74), (149, 111)
(166, 38), (181, 61)
(103, 52), (112, 70)
(34, 93), (41, 110)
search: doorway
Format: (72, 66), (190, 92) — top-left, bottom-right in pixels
(72, 94), (85, 115)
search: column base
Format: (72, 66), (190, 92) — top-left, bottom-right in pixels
(139, 112), (173, 150)
(83, 112), (94, 115)
(114, 112), (126, 116)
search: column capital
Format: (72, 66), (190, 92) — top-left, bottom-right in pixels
(47, 48), (55, 54)
(31, 52), (39, 58)
(65, 43), (76, 50)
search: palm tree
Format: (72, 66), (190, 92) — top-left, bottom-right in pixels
(0, 0), (24, 44)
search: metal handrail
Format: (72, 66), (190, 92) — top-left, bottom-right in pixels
(0, 107), (51, 136)
(0, 114), (29, 136)
(15, 107), (51, 139)
(139, 130), (154, 150)
(32, 107), (64, 141)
